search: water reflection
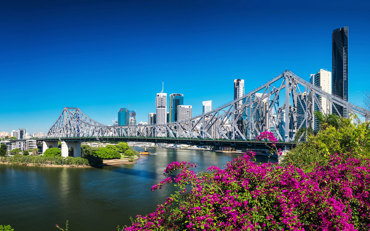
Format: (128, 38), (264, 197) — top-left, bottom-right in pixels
(0, 148), (245, 231)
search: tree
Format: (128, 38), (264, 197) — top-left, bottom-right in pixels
(105, 144), (119, 151)
(23, 150), (29, 156)
(116, 142), (129, 153)
(94, 147), (120, 159)
(282, 117), (369, 170)
(10, 148), (22, 155)
(43, 148), (61, 157)
(0, 144), (7, 156)
(81, 144), (96, 156)
(124, 149), (136, 157)
(0, 225), (14, 231)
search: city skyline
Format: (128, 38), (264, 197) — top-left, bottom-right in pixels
(0, 0), (369, 133)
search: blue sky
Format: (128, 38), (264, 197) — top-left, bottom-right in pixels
(0, 0), (369, 133)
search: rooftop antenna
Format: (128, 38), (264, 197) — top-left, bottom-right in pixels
(161, 81), (164, 93)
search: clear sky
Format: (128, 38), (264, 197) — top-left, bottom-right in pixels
(0, 0), (369, 133)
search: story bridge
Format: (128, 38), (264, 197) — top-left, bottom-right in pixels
(40, 70), (369, 157)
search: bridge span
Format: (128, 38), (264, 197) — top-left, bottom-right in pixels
(40, 70), (368, 157)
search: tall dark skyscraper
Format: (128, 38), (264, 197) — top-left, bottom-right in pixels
(332, 26), (348, 117)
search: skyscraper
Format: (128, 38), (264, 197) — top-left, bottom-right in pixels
(332, 27), (348, 117)
(311, 69), (332, 131)
(202, 100), (212, 114)
(148, 113), (156, 125)
(169, 93), (184, 122)
(177, 105), (192, 122)
(234, 79), (245, 108)
(118, 108), (129, 126)
(128, 110), (136, 125)
(156, 93), (167, 124)
(19, 129), (26, 140)
(234, 79), (245, 135)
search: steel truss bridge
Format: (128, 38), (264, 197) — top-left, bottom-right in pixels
(45, 70), (369, 147)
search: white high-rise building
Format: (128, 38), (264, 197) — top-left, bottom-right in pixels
(177, 105), (192, 122)
(156, 93), (167, 125)
(234, 79), (245, 109)
(202, 100), (212, 114)
(11, 130), (18, 139)
(310, 69), (332, 114)
(310, 69), (332, 131)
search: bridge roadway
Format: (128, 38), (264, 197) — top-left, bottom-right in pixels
(38, 136), (296, 149)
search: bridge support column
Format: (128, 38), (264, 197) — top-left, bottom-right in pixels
(61, 141), (81, 157)
(42, 141), (58, 154)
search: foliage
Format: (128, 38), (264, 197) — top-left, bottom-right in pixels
(116, 142), (129, 153)
(128, 156), (134, 162)
(23, 150), (29, 156)
(0, 144), (7, 156)
(29, 148), (39, 155)
(81, 144), (95, 157)
(282, 116), (369, 170)
(105, 144), (119, 151)
(10, 148), (22, 155)
(93, 147), (121, 159)
(124, 149), (135, 157)
(0, 225), (14, 231)
(43, 148), (62, 157)
(0, 155), (89, 166)
(125, 152), (369, 230)
(85, 154), (103, 168)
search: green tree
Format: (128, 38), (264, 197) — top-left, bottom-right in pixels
(10, 148), (22, 155)
(116, 142), (129, 153)
(0, 144), (7, 156)
(81, 144), (96, 156)
(105, 144), (119, 151)
(94, 147), (120, 159)
(124, 149), (136, 157)
(283, 116), (369, 171)
(43, 148), (62, 157)
(0, 225), (14, 231)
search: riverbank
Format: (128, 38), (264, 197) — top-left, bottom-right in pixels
(0, 161), (90, 168)
(0, 155), (140, 168)
(103, 155), (140, 166)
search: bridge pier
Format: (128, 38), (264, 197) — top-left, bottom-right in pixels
(42, 141), (59, 154)
(61, 141), (81, 157)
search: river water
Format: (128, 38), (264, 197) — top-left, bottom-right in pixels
(0, 148), (273, 231)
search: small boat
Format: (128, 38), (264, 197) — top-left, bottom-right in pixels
(139, 148), (149, 155)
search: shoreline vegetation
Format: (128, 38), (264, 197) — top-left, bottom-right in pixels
(0, 142), (140, 168)
(121, 113), (369, 231)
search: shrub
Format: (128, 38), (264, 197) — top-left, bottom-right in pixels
(85, 154), (103, 168)
(0, 225), (14, 231)
(125, 152), (369, 230)
(10, 148), (22, 155)
(124, 149), (135, 157)
(116, 142), (129, 153)
(23, 150), (29, 156)
(282, 119), (369, 171)
(94, 147), (120, 159)
(0, 144), (7, 156)
(81, 144), (96, 156)
(43, 148), (61, 157)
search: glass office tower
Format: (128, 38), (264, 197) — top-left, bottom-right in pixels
(169, 93), (184, 123)
(332, 27), (348, 117)
(118, 108), (129, 126)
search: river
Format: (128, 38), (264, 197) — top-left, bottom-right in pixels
(0, 148), (274, 231)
